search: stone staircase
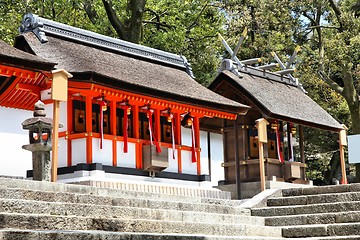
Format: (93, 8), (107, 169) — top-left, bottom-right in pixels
(251, 184), (360, 239)
(0, 177), (286, 240)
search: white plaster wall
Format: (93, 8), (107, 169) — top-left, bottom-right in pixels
(200, 131), (209, 175)
(59, 101), (67, 130)
(166, 148), (178, 173)
(181, 126), (191, 146)
(181, 150), (197, 175)
(44, 102), (67, 131)
(116, 141), (136, 168)
(71, 138), (86, 165)
(0, 107), (32, 177)
(92, 138), (112, 166)
(210, 133), (225, 186)
(58, 138), (68, 167)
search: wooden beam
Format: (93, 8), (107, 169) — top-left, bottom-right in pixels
(111, 100), (117, 166)
(234, 117), (241, 199)
(85, 95), (93, 164)
(132, 105), (142, 169)
(175, 113), (182, 173)
(339, 127), (348, 184)
(193, 116), (201, 175)
(299, 125), (305, 163)
(0, 64), (37, 79)
(92, 85), (238, 120)
(51, 100), (60, 182)
(67, 98), (73, 166)
(154, 108), (161, 143)
(16, 83), (43, 95)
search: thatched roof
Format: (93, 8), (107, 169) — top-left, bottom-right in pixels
(209, 70), (342, 132)
(14, 14), (249, 115)
(0, 39), (55, 71)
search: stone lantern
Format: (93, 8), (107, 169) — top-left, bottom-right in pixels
(22, 100), (62, 181)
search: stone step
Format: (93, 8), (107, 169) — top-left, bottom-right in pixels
(0, 230), (292, 240)
(78, 180), (232, 199)
(281, 222), (360, 238)
(0, 177), (231, 202)
(0, 187), (247, 216)
(251, 201), (360, 217)
(1, 230), (360, 240)
(282, 184), (360, 197)
(265, 211), (360, 226)
(267, 192), (360, 207)
(0, 213), (282, 237)
(0, 198), (264, 226)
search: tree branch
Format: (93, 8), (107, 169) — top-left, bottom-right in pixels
(302, 11), (317, 26)
(84, 0), (99, 25)
(142, 20), (175, 30)
(187, 1), (209, 31)
(328, 0), (344, 32)
(318, 70), (344, 94)
(306, 25), (340, 30)
(102, 0), (126, 39)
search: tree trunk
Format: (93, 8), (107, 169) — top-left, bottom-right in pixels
(323, 152), (340, 185)
(346, 98), (360, 182)
(102, 0), (146, 43)
(341, 65), (360, 182)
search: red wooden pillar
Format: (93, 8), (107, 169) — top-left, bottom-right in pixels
(85, 96), (93, 164)
(154, 108), (161, 143)
(193, 116), (201, 175)
(67, 96), (73, 166)
(175, 113), (182, 173)
(110, 100), (117, 166)
(132, 105), (142, 169)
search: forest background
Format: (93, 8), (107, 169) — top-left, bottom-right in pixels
(0, 0), (359, 184)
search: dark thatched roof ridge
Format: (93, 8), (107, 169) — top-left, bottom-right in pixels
(16, 32), (249, 114)
(210, 70), (342, 132)
(0, 39), (55, 71)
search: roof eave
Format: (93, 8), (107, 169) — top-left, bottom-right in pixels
(0, 55), (55, 72)
(70, 71), (249, 115)
(211, 71), (342, 132)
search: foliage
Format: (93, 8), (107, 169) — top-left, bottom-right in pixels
(1, 0), (359, 183)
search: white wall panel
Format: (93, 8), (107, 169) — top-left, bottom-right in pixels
(210, 133), (225, 186)
(116, 141), (136, 168)
(92, 138), (112, 166)
(181, 150), (197, 175)
(59, 101), (67, 130)
(0, 107), (32, 177)
(200, 131), (209, 175)
(166, 148), (178, 173)
(58, 138), (68, 167)
(71, 138), (86, 165)
(181, 126), (191, 146)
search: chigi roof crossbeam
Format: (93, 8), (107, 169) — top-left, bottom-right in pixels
(218, 29), (306, 93)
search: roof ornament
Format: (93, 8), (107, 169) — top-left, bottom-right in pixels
(270, 48), (307, 93)
(19, 13), (48, 43)
(219, 59), (240, 77)
(218, 28), (306, 93)
(180, 56), (196, 79)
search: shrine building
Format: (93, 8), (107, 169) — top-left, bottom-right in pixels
(0, 13), (346, 197)
(0, 38), (56, 177)
(209, 58), (344, 196)
(1, 13), (249, 187)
